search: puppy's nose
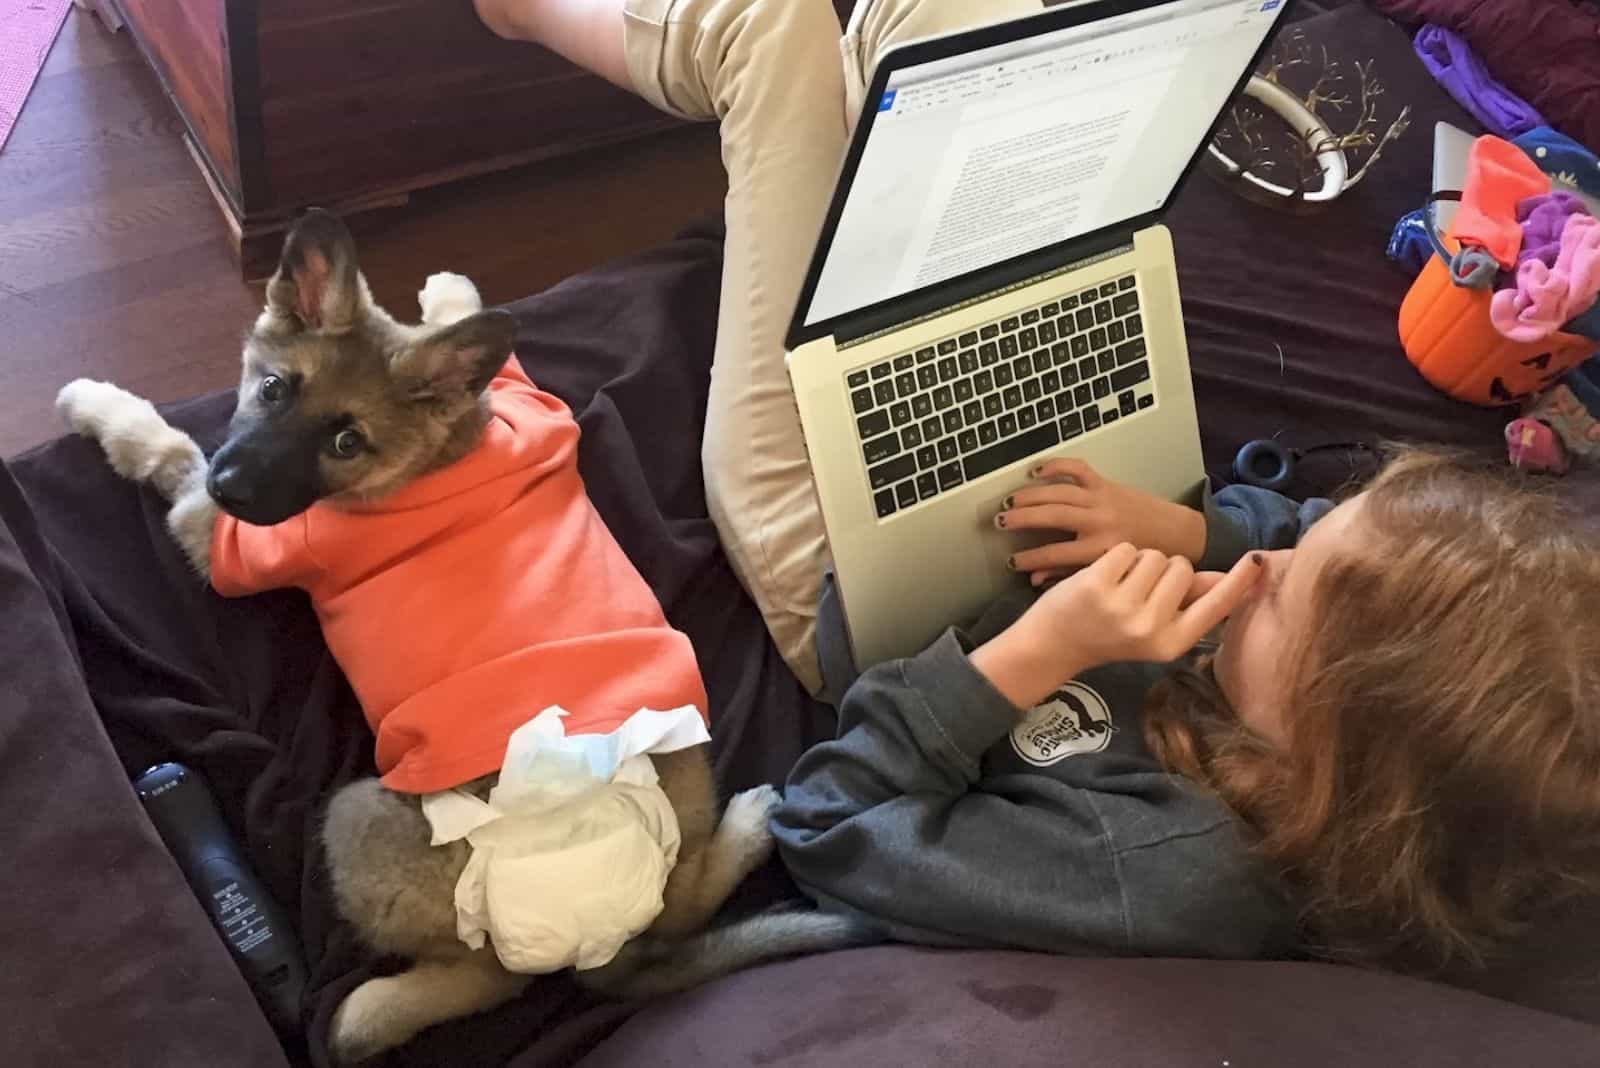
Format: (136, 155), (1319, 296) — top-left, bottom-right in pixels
(207, 465), (254, 510)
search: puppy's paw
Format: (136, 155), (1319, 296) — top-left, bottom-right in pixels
(329, 978), (415, 1066)
(718, 784), (780, 871)
(418, 272), (482, 327)
(56, 379), (203, 497)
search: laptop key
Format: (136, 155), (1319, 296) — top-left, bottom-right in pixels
(1001, 316), (1020, 332)
(1089, 327), (1107, 351)
(1041, 302), (1059, 318)
(1099, 282), (1118, 297)
(1107, 320), (1126, 345)
(893, 353), (915, 372)
(962, 421), (1061, 483)
(1032, 350), (1051, 375)
(921, 417), (942, 441)
(934, 385), (954, 409)
(847, 370), (869, 388)
(869, 454), (916, 490)
(1083, 407), (1102, 431)
(1103, 408), (1119, 424)
(1079, 289), (1097, 305)
(938, 437), (959, 462)
(1020, 309), (1040, 326)
(983, 394), (1004, 418)
(916, 472), (939, 500)
(1113, 292), (1139, 316)
(938, 357), (958, 382)
(974, 370), (995, 394)
(980, 324), (1000, 340)
(916, 445), (938, 470)
(1116, 338), (1148, 366)
(1057, 314), (1076, 336)
(1018, 407), (1037, 431)
(999, 335), (1019, 359)
(917, 346), (937, 363)
(890, 401), (911, 427)
(1052, 342), (1072, 366)
(938, 338), (958, 355)
(896, 480), (918, 508)
(1137, 393), (1154, 410)
(863, 432), (901, 465)
(959, 350), (979, 374)
(1063, 294), (1080, 310)
(1042, 370), (1060, 393)
(1098, 351), (1116, 374)
(963, 400), (983, 424)
(1037, 397), (1056, 420)
(857, 410), (890, 438)
(1003, 385), (1023, 409)
(978, 420), (999, 445)
(1061, 363), (1079, 386)
(954, 378), (975, 403)
(1011, 355), (1031, 379)
(874, 381), (895, 405)
(912, 393), (934, 418)
(959, 331), (978, 348)
(1125, 313), (1143, 337)
(1019, 327), (1038, 351)
(995, 364), (1014, 387)
(938, 462), (965, 492)
(998, 412), (1018, 437)
(1078, 356), (1097, 380)
(1110, 361), (1151, 391)
(1060, 412), (1084, 439)
(1074, 384), (1092, 407)
(1071, 336), (1090, 359)
(896, 372), (917, 397)
(1076, 308), (1095, 331)
(902, 424), (923, 449)
(1119, 391), (1137, 416)
(852, 388), (874, 414)
(958, 429), (978, 454)
(1093, 377), (1111, 400)
(917, 366), (938, 390)
(1022, 378), (1042, 402)
(871, 362), (892, 379)
(942, 410), (962, 435)
(1118, 276), (1136, 291)
(1094, 301), (1113, 325)
(980, 342), (1000, 365)
(1038, 320), (1058, 345)
(875, 489), (897, 518)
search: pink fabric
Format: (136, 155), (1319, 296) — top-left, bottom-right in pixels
(0, 0), (70, 154)
(1492, 215), (1600, 342)
(1516, 192), (1589, 270)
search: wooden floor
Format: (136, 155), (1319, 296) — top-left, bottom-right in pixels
(0, 10), (727, 459)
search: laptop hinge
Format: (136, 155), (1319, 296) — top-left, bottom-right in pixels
(834, 229), (1137, 350)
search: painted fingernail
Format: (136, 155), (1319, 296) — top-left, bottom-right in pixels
(1003, 495), (1014, 509)
(1006, 556), (1017, 570)
(1250, 552), (1264, 566)
(1029, 465), (1042, 477)
(995, 514), (1007, 529)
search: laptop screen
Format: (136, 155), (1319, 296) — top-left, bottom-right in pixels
(799, 0), (1288, 332)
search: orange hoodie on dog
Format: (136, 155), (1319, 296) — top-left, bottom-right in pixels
(210, 357), (708, 794)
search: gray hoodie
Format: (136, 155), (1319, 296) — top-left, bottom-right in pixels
(771, 484), (1333, 960)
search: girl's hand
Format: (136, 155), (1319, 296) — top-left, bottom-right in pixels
(971, 545), (1259, 710)
(996, 459), (1208, 586)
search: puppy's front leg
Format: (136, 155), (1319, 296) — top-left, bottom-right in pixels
(57, 379), (217, 580)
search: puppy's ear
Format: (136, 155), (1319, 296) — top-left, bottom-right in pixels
(392, 310), (516, 401)
(265, 209), (360, 333)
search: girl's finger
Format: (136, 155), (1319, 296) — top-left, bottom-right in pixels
(1032, 457), (1103, 488)
(1088, 541), (1141, 583)
(996, 502), (1095, 533)
(1147, 555), (1196, 618)
(1119, 548), (1170, 599)
(1170, 554), (1263, 649)
(1003, 483), (1094, 512)
(1010, 539), (1101, 574)
(1028, 568), (1069, 588)
(1179, 570), (1226, 606)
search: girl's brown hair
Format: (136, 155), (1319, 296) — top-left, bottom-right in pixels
(1146, 448), (1600, 971)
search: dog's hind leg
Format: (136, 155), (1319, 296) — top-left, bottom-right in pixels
(56, 380), (206, 501)
(322, 777), (529, 1064)
(646, 746), (780, 938)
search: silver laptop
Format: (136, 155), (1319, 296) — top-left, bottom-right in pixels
(1432, 120), (1600, 235)
(785, 0), (1292, 668)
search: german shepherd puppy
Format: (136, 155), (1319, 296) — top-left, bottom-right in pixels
(56, 211), (864, 1062)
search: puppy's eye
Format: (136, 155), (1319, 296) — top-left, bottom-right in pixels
(258, 375), (288, 406)
(330, 428), (366, 459)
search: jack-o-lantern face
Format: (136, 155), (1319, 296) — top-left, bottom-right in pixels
(1400, 256), (1594, 407)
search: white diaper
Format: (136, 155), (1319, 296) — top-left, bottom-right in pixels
(420, 705), (710, 974)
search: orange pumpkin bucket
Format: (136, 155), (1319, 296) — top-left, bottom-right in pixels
(1400, 229), (1595, 408)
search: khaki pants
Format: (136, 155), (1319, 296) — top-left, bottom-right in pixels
(622, 0), (1044, 692)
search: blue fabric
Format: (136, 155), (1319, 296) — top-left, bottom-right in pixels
(1388, 209), (1435, 274)
(1516, 126), (1600, 200)
(1565, 302), (1600, 343)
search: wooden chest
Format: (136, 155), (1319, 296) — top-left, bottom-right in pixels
(112, 0), (682, 278)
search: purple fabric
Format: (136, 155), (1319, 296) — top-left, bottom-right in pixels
(1518, 191), (1590, 269)
(1414, 25), (1547, 139)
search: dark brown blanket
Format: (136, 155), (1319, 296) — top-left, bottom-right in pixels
(2, 6), (1596, 1068)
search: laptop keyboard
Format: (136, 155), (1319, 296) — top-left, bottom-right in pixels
(847, 275), (1154, 519)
